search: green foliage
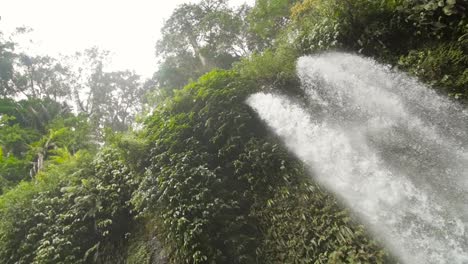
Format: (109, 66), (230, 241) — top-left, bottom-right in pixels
(398, 41), (468, 102)
(0, 114), (39, 157)
(0, 152), (89, 263)
(0, 114), (37, 191)
(283, 0), (467, 99)
(247, 0), (300, 50)
(0, 148), (137, 263)
(397, 0), (468, 41)
(125, 238), (152, 264)
(235, 47), (301, 93)
(0, 154), (30, 192)
(0, 98), (71, 133)
(0, 101), (93, 190)
(254, 183), (388, 263)
(47, 115), (94, 154)
(134, 70), (257, 263)
(288, 0), (464, 58)
(289, 0), (409, 59)
(154, 51), (207, 93)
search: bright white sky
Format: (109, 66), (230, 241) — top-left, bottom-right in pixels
(1, 0), (254, 78)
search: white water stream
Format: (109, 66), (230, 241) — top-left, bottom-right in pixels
(247, 52), (468, 263)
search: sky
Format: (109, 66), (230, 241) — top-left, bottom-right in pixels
(1, 0), (254, 78)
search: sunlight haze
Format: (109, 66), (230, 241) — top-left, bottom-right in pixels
(1, 0), (254, 77)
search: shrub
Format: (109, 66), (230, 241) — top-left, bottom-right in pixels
(0, 148), (137, 264)
(398, 42), (468, 102)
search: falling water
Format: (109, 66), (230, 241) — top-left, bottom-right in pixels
(247, 52), (468, 264)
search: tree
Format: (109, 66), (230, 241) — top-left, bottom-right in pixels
(0, 29), (72, 101)
(247, 0), (300, 50)
(0, 33), (16, 98)
(153, 0), (251, 92)
(70, 47), (144, 134)
(13, 54), (71, 101)
(0, 97), (88, 189)
(93, 70), (143, 132)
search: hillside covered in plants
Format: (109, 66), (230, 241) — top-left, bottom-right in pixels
(0, 0), (466, 263)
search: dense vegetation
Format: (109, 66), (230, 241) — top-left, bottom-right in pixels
(0, 0), (466, 263)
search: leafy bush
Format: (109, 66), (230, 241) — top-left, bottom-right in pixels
(398, 42), (468, 102)
(247, 0), (301, 50)
(235, 47), (300, 93)
(284, 0), (467, 99)
(289, 0), (409, 59)
(0, 148), (137, 264)
(397, 0), (468, 41)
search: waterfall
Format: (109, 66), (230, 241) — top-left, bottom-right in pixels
(247, 52), (468, 264)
